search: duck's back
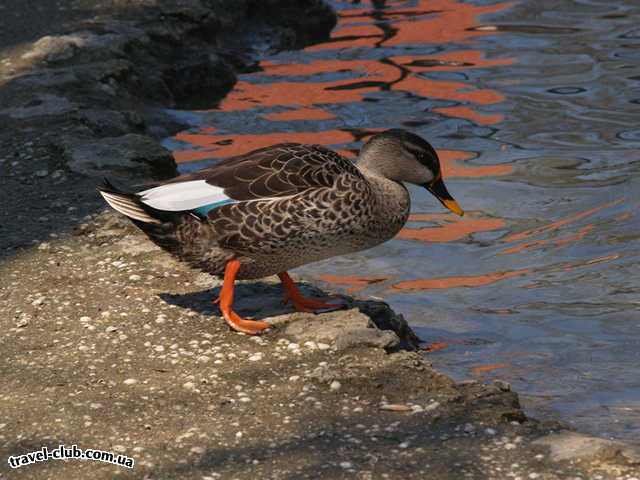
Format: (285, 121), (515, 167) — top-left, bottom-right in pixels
(151, 143), (364, 201)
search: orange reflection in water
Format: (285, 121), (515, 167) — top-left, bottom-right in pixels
(389, 268), (532, 291)
(398, 214), (504, 242)
(419, 335), (475, 353)
(203, 0), (515, 126)
(495, 197), (626, 257)
(470, 363), (512, 375)
(437, 150), (514, 178)
(395, 197), (630, 293)
(315, 275), (391, 292)
(503, 198), (626, 244)
(308, 1), (515, 50)
(432, 105), (503, 125)
(173, 129), (358, 161)
(470, 351), (538, 380)
(173, 0), (516, 168)
(219, 58), (507, 113)
(394, 75), (505, 105)
(419, 341), (453, 353)
(470, 362), (534, 380)
(262, 107), (337, 121)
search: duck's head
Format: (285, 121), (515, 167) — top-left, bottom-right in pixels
(358, 129), (464, 216)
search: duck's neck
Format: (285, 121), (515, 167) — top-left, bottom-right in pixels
(357, 164), (411, 229)
(357, 164), (408, 197)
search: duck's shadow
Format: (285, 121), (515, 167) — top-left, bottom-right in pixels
(158, 281), (420, 349)
(158, 281), (346, 318)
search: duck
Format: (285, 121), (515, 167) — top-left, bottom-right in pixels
(98, 129), (463, 335)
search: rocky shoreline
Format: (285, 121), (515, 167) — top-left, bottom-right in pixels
(1, 1), (639, 479)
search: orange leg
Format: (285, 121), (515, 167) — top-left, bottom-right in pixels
(215, 259), (270, 335)
(278, 271), (346, 313)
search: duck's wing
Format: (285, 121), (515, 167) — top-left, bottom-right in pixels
(137, 143), (363, 215)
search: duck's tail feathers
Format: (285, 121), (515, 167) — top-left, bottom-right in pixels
(98, 179), (162, 224)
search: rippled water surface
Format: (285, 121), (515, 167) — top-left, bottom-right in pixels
(163, 0), (640, 444)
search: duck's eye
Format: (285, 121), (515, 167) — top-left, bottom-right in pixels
(406, 147), (424, 159)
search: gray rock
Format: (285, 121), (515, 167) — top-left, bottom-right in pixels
(0, 93), (77, 119)
(354, 299), (420, 350)
(58, 133), (177, 182)
(161, 52), (236, 109)
(21, 33), (94, 63)
(284, 308), (400, 351)
(21, 30), (146, 66)
(533, 431), (640, 463)
(81, 109), (145, 137)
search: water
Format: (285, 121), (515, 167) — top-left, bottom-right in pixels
(162, 0), (640, 445)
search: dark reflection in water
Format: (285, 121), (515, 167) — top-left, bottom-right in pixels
(163, 0), (640, 445)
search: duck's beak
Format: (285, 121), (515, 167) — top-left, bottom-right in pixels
(425, 174), (464, 216)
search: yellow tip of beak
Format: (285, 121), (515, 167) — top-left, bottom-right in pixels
(443, 199), (464, 216)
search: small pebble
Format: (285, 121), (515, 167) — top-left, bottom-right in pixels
(123, 378), (137, 385)
(329, 380), (341, 391)
(379, 404), (411, 412)
(16, 318), (29, 328)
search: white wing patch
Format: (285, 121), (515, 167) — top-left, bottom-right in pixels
(138, 180), (231, 211)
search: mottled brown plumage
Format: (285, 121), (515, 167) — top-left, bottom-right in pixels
(98, 129), (463, 334)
